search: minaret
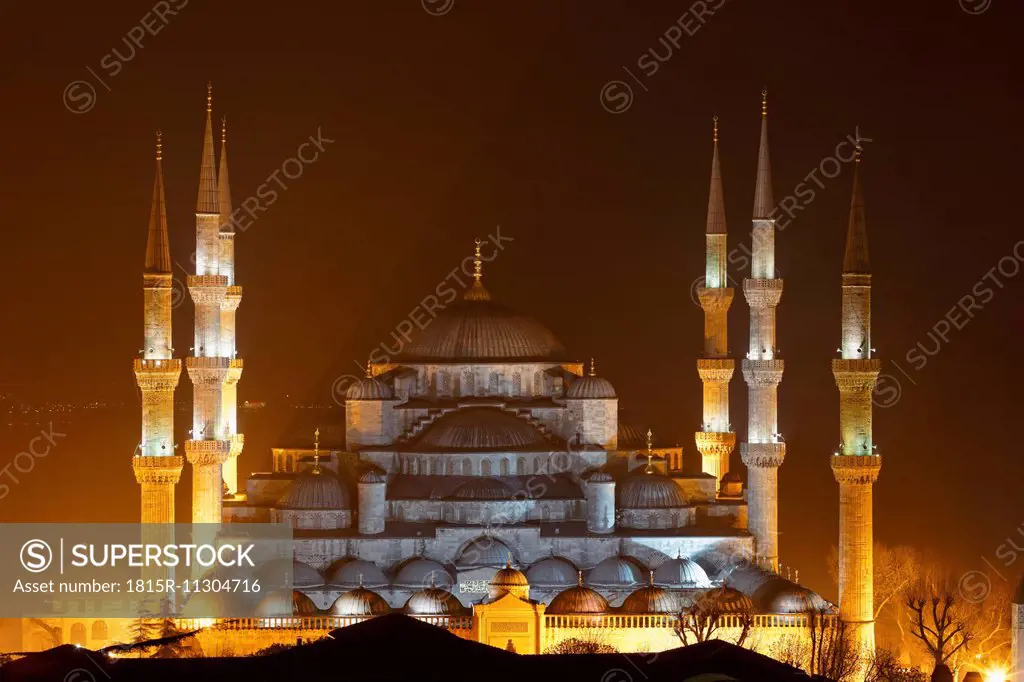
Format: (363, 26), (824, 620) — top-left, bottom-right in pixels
(740, 91), (785, 571)
(831, 145), (881, 660)
(133, 130), (183, 522)
(695, 117), (736, 485)
(217, 115), (244, 497)
(186, 83), (231, 523)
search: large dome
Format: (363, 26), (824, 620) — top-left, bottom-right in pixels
(326, 558), (388, 588)
(588, 555), (645, 587)
(526, 556), (578, 586)
(455, 536), (514, 568)
(255, 559), (324, 589)
(397, 294), (565, 361)
(281, 470), (351, 510)
(394, 557), (454, 588)
(547, 584), (610, 615)
(620, 584), (680, 614)
(653, 556), (711, 588)
(332, 586), (391, 617)
(405, 587), (466, 615)
(413, 408), (550, 452)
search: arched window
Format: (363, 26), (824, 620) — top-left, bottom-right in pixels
(499, 459), (510, 476)
(488, 373), (499, 395)
(70, 623), (87, 646)
(91, 620), (108, 640)
(481, 460), (491, 476)
(463, 371), (475, 397)
(534, 458), (542, 475)
(462, 457), (473, 476)
(446, 459), (455, 475)
(516, 458), (526, 475)
(512, 372), (522, 397)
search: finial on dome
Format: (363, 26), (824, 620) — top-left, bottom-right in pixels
(589, 357), (596, 377)
(207, 82), (213, 113)
(761, 88), (768, 116)
(577, 570), (584, 587)
(463, 236), (491, 301)
(473, 238), (483, 283)
(648, 570), (655, 587)
(365, 360), (373, 379)
(155, 130), (163, 161)
(358, 572), (364, 587)
(505, 557), (512, 569)
(713, 115), (719, 144)
(644, 429), (654, 473)
(429, 574), (437, 589)
(855, 139), (862, 164)
(221, 115), (227, 144)
(312, 427), (321, 474)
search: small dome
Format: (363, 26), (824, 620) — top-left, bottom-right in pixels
(720, 470), (743, 497)
(447, 478), (515, 501)
(346, 376), (393, 400)
(754, 579), (830, 614)
(413, 408), (549, 452)
(405, 587), (465, 615)
(696, 586), (753, 613)
(326, 558), (388, 588)
(255, 559), (324, 588)
(394, 557), (454, 588)
(255, 590), (318, 617)
(281, 470), (351, 510)
(586, 470), (614, 483)
(526, 557), (578, 587)
(332, 586), (391, 617)
(358, 469), (386, 484)
(653, 556), (711, 588)
(618, 473), (687, 509)
(567, 375), (616, 399)
(588, 555), (645, 587)
(455, 537), (514, 568)
(620, 584), (680, 614)
(547, 584), (610, 615)
(489, 563), (529, 600)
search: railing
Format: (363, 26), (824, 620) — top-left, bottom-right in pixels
(542, 613), (839, 630)
(178, 614), (474, 634)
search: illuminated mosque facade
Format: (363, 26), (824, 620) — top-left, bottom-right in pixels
(37, 87), (893, 668)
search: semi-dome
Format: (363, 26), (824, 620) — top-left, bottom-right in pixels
(455, 536), (514, 568)
(255, 558), (324, 588)
(653, 555), (711, 588)
(255, 590), (318, 617)
(489, 562), (530, 600)
(397, 292), (565, 361)
(358, 469), (386, 484)
(547, 583), (610, 615)
(394, 557), (454, 588)
(413, 408), (550, 452)
(281, 470), (350, 510)
(588, 555), (645, 587)
(447, 478), (515, 501)
(696, 586), (754, 613)
(346, 376), (393, 401)
(586, 470), (614, 483)
(326, 558), (388, 588)
(332, 586), (391, 617)
(405, 587), (465, 615)
(620, 583), (680, 614)
(526, 556), (578, 586)
(618, 472), (687, 509)
(567, 371), (616, 399)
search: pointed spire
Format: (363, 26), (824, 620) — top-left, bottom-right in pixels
(644, 428), (655, 473)
(218, 114), (233, 232)
(144, 131), (172, 274)
(196, 82), (218, 214)
(312, 427), (321, 474)
(589, 357), (597, 377)
(463, 236), (491, 301)
(752, 90), (774, 220)
(706, 116), (726, 235)
(842, 144), (870, 274)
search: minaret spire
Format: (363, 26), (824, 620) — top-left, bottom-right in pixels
(464, 236), (491, 301)
(695, 116), (736, 485)
(741, 90), (785, 572)
(197, 82), (218, 215)
(144, 131), (172, 274)
(832, 149), (881, 666)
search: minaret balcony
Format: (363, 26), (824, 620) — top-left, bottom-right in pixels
(697, 358), (735, 384)
(831, 359), (881, 392)
(740, 442), (786, 468)
(142, 272), (173, 289)
(133, 455), (184, 484)
(741, 359), (784, 386)
(184, 439), (232, 466)
(830, 454), (881, 484)
(841, 273), (871, 288)
(695, 431), (736, 455)
(742, 278), (784, 309)
(134, 358), (182, 391)
(696, 287), (734, 312)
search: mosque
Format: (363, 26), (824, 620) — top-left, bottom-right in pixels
(24, 85), (920, 672)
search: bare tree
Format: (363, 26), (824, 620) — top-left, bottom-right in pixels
(905, 582), (972, 670)
(544, 637), (617, 654)
(27, 619), (62, 649)
(807, 611), (861, 682)
(864, 648), (928, 682)
(675, 591), (753, 648)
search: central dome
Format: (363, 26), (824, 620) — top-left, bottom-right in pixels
(398, 295), (565, 361)
(413, 408), (550, 452)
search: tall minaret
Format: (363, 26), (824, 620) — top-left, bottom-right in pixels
(133, 131), (183, 522)
(695, 117), (736, 485)
(831, 146), (881, 660)
(740, 91), (785, 571)
(185, 84), (231, 523)
(217, 116), (244, 497)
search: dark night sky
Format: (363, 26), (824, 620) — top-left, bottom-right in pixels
(1, 0), (1021, 596)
